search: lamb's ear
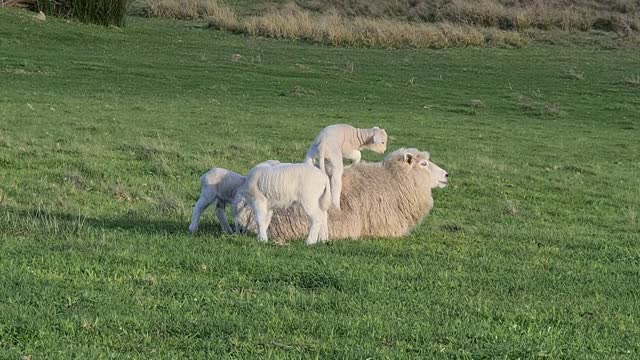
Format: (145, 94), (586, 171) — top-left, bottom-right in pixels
(404, 153), (414, 164)
(372, 126), (380, 130)
(373, 133), (383, 144)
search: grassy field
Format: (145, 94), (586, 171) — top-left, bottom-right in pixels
(1, 8), (640, 358)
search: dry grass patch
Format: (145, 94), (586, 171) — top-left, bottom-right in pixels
(135, 0), (526, 48)
(133, 0), (237, 22)
(296, 0), (640, 34)
(209, 4), (527, 48)
(0, 0), (34, 9)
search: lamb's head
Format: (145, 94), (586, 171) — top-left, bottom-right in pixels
(385, 148), (449, 189)
(362, 126), (388, 154)
(231, 186), (252, 234)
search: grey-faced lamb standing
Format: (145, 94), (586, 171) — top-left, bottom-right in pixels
(304, 124), (387, 210)
(242, 161), (332, 245)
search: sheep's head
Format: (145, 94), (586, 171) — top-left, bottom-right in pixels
(385, 148), (449, 189)
(363, 126), (387, 154)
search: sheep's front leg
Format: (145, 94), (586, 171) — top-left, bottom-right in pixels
(214, 201), (233, 234)
(189, 192), (215, 233)
(252, 197), (270, 242)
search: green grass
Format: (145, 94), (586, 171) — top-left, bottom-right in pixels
(1, 8), (639, 358)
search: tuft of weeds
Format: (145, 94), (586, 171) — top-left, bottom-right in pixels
(2, 207), (87, 236)
(565, 68), (585, 80)
(0, 189), (17, 207)
(504, 198), (520, 216)
(280, 85), (316, 97)
(63, 169), (87, 190)
(119, 138), (177, 162)
(623, 74), (640, 86)
(626, 207), (637, 226)
(514, 92), (561, 117)
(151, 188), (185, 215)
(344, 62), (354, 74)
(543, 103), (562, 116)
(112, 182), (133, 202)
(468, 99), (486, 114)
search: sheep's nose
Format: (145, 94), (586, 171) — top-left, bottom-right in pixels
(445, 172), (449, 178)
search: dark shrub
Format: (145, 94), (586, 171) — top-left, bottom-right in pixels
(37, 0), (130, 26)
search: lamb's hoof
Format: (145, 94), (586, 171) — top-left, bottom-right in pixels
(188, 225), (197, 234)
(257, 236), (268, 243)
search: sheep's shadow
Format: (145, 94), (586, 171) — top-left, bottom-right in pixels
(2, 207), (229, 236)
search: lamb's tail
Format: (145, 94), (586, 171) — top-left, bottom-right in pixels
(304, 144), (316, 166)
(304, 157), (314, 166)
(319, 176), (332, 211)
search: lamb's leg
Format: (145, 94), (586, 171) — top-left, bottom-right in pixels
(301, 198), (323, 245)
(251, 197), (270, 242)
(318, 210), (329, 242)
(214, 201), (233, 234)
(344, 149), (361, 168)
(189, 191), (215, 233)
(319, 154), (326, 173)
(329, 157), (343, 210)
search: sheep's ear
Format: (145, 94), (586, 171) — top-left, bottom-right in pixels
(373, 133), (383, 144)
(404, 153), (414, 164)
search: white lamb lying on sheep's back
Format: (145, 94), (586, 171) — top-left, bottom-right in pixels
(235, 148), (449, 241)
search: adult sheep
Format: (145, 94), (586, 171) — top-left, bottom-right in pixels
(233, 148), (449, 241)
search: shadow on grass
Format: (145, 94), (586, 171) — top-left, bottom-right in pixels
(1, 206), (228, 236)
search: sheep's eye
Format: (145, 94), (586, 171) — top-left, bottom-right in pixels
(420, 161), (428, 166)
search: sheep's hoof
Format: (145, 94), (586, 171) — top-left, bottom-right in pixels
(257, 236), (268, 243)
